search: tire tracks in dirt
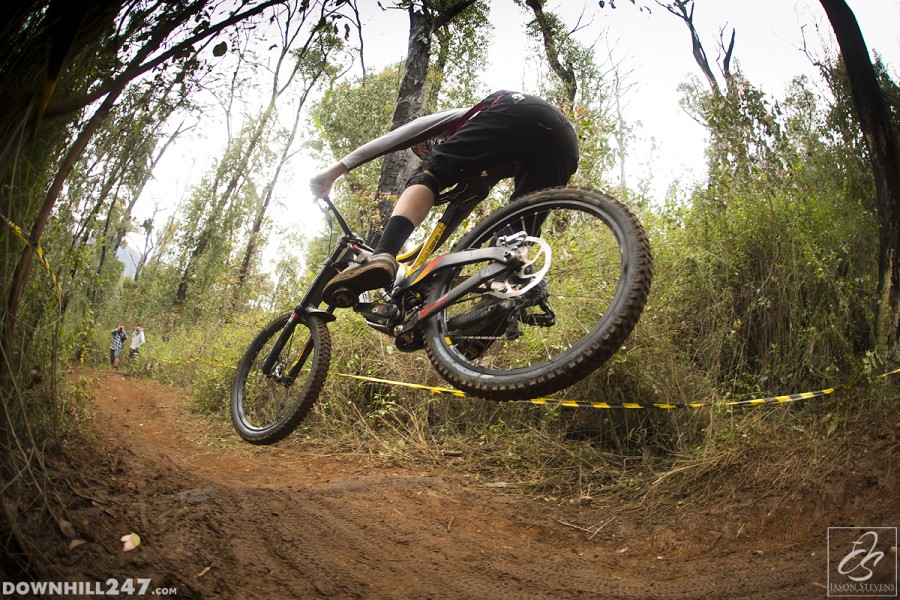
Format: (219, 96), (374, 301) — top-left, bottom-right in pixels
(49, 370), (875, 599)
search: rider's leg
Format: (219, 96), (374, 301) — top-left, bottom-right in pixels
(391, 183), (435, 227)
(322, 182), (437, 307)
(322, 96), (578, 307)
(371, 183), (435, 256)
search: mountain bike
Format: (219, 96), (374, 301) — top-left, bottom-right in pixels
(231, 175), (652, 444)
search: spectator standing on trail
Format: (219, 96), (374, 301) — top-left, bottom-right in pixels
(110, 324), (127, 368)
(129, 324), (145, 358)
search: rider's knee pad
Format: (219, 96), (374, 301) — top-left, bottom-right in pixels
(405, 169), (441, 196)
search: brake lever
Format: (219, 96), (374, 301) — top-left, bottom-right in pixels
(314, 196), (333, 225)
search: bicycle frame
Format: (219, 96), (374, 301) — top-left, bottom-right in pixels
(260, 176), (525, 379)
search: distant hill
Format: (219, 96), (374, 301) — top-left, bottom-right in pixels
(116, 246), (140, 277)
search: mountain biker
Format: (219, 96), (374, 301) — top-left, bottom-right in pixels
(310, 90), (579, 308)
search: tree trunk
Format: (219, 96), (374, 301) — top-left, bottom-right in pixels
(235, 3), (334, 290)
(524, 0), (578, 109)
(237, 97), (309, 290)
(0, 0), (123, 177)
(111, 120), (185, 260)
(176, 0), (323, 305)
(372, 0), (479, 244)
(1, 81), (123, 468)
(0, 0), (219, 475)
(89, 190), (120, 309)
(372, 7), (433, 238)
(133, 207), (162, 283)
(819, 0), (900, 356)
(175, 114), (266, 306)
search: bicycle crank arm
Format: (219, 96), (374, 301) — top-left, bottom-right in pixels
(394, 261), (513, 337)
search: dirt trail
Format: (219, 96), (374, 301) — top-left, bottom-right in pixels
(42, 370), (896, 599)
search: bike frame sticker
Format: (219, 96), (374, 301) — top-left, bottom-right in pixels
(412, 222), (446, 270)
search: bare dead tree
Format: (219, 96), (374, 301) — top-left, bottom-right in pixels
(655, 0), (734, 95)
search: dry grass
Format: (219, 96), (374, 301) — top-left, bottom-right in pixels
(281, 368), (898, 510)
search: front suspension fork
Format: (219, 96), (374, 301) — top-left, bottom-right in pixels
(261, 305), (337, 382)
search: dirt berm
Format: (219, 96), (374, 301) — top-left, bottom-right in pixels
(32, 371), (899, 599)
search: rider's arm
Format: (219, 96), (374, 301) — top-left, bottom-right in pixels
(310, 108), (467, 198)
(341, 108), (467, 170)
(310, 162), (348, 198)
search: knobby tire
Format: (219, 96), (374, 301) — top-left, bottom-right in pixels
(423, 187), (652, 400)
(231, 312), (331, 444)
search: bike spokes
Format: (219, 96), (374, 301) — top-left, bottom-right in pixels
(423, 188), (652, 400)
(231, 313), (332, 445)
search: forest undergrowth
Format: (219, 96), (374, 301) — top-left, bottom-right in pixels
(69, 328), (898, 513)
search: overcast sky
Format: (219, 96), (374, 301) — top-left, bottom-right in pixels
(357, 0), (900, 197)
(134, 0), (900, 263)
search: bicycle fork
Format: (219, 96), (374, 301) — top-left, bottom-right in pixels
(260, 237), (356, 381)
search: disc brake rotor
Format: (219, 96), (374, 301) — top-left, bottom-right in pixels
(488, 235), (551, 298)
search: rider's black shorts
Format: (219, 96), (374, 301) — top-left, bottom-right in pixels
(417, 93), (579, 199)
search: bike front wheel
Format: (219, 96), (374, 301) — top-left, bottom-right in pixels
(231, 311), (331, 444)
(423, 187), (652, 400)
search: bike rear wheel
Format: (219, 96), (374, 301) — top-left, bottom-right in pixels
(423, 187), (652, 400)
(231, 311), (331, 444)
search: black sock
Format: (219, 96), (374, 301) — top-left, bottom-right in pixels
(374, 216), (415, 256)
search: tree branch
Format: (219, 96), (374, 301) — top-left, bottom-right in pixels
(656, 0), (720, 93)
(524, 0), (577, 107)
(720, 26), (735, 86)
(44, 0), (287, 118)
(433, 0), (479, 31)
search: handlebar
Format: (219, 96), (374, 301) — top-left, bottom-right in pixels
(314, 195), (353, 236)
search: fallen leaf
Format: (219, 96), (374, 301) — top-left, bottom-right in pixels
(197, 566), (211, 578)
(69, 539), (87, 550)
(616, 547), (628, 554)
(121, 532), (141, 552)
(57, 518), (77, 539)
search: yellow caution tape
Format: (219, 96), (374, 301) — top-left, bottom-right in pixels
(334, 373), (844, 409)
(1, 213), (62, 299)
(150, 352), (896, 411)
(336, 373), (466, 397)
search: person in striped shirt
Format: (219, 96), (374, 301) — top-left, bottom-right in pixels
(109, 323), (127, 368)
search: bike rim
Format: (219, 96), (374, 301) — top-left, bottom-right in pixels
(238, 318), (317, 432)
(433, 198), (630, 376)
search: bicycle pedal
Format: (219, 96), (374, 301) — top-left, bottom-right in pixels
(329, 287), (358, 308)
(356, 302), (400, 326)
